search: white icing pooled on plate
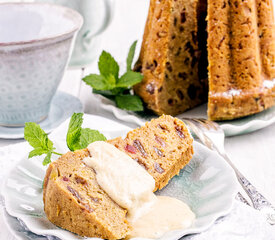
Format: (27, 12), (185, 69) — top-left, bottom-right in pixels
(128, 195), (195, 239)
(84, 141), (195, 239)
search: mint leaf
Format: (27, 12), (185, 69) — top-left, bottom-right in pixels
(24, 122), (57, 166)
(25, 113), (107, 166)
(127, 40), (137, 71)
(28, 148), (48, 158)
(24, 122), (53, 151)
(83, 74), (115, 91)
(105, 74), (116, 89)
(66, 113), (107, 151)
(66, 113), (83, 151)
(98, 51), (119, 80)
(115, 95), (144, 111)
(43, 152), (52, 166)
(117, 71), (143, 88)
(77, 128), (107, 150)
(82, 41), (145, 113)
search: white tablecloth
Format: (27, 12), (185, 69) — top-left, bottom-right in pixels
(1, 0), (275, 239)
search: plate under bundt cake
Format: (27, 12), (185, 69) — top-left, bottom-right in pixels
(134, 0), (275, 120)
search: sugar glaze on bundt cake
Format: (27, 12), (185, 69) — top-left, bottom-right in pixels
(43, 115), (194, 239)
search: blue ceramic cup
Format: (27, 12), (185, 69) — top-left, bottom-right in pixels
(0, 3), (83, 126)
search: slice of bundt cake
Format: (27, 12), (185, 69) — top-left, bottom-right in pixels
(207, 0), (275, 120)
(43, 149), (130, 239)
(43, 115), (194, 239)
(108, 115), (193, 191)
(134, 0), (208, 116)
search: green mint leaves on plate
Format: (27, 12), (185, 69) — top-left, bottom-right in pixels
(66, 113), (106, 151)
(24, 113), (106, 166)
(83, 40), (144, 112)
(115, 95), (143, 112)
(24, 123), (60, 166)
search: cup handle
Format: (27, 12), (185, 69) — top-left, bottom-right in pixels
(82, 0), (114, 49)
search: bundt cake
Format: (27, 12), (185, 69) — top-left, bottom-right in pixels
(135, 0), (275, 120)
(208, 0), (275, 120)
(134, 0), (208, 116)
(43, 115), (194, 239)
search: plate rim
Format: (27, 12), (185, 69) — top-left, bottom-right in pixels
(3, 209), (28, 240)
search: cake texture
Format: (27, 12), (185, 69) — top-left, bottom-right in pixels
(108, 115), (194, 191)
(134, 0), (208, 116)
(43, 149), (130, 240)
(135, 0), (275, 120)
(207, 0), (275, 120)
(43, 115), (194, 239)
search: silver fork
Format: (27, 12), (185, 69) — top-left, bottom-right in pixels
(181, 117), (275, 225)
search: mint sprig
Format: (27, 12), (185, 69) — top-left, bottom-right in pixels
(99, 51), (119, 80)
(115, 95), (144, 111)
(24, 123), (61, 166)
(127, 40), (137, 72)
(66, 112), (83, 151)
(24, 113), (106, 166)
(66, 113), (106, 151)
(83, 41), (144, 111)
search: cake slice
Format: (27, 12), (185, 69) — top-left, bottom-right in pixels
(43, 115), (194, 239)
(134, 0), (208, 116)
(207, 0), (275, 120)
(43, 149), (129, 239)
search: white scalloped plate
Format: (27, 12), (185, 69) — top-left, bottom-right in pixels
(2, 114), (238, 240)
(97, 96), (275, 137)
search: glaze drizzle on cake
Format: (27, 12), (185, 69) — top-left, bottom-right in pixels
(84, 141), (195, 239)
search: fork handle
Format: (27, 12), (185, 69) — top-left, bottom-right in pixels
(221, 152), (275, 224)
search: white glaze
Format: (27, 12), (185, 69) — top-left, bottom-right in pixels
(129, 195), (195, 239)
(84, 141), (156, 220)
(84, 141), (195, 239)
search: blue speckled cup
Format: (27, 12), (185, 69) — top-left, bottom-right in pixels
(0, 3), (83, 126)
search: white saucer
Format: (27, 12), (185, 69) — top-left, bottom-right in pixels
(0, 91), (83, 139)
